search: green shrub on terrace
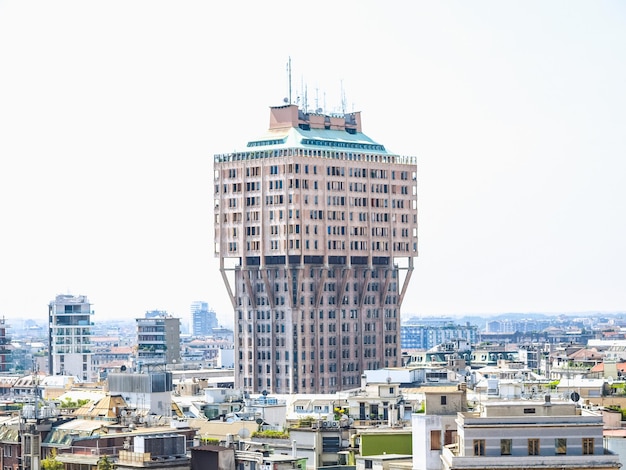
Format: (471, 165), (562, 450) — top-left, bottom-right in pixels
(252, 430), (289, 439)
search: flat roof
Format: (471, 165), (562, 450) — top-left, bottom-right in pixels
(356, 454), (412, 461)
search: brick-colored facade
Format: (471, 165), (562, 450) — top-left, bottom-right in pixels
(214, 105), (417, 394)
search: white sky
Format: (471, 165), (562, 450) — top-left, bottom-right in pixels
(0, 1), (625, 326)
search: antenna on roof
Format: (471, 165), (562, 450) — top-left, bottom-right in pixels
(340, 80), (346, 115)
(315, 87), (319, 113)
(286, 56), (292, 105)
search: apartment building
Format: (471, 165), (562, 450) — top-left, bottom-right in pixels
(437, 398), (620, 470)
(0, 318), (11, 373)
(136, 314), (181, 367)
(48, 294), (93, 381)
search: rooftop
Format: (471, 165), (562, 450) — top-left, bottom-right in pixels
(215, 104), (416, 164)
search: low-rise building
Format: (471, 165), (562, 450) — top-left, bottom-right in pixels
(439, 398), (620, 470)
(411, 385), (467, 470)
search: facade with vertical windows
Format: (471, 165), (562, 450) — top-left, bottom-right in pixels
(48, 294), (93, 381)
(440, 398), (620, 470)
(214, 104), (417, 394)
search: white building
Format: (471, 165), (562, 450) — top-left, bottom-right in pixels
(438, 398), (620, 470)
(107, 370), (173, 417)
(48, 294), (94, 381)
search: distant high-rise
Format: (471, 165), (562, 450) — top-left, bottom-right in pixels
(190, 301), (218, 337)
(214, 104), (417, 394)
(48, 294), (93, 381)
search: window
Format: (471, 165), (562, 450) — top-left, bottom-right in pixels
(582, 438), (594, 455)
(473, 439), (485, 456)
(440, 395), (447, 405)
(555, 438), (567, 455)
(500, 439), (512, 455)
(322, 436), (340, 453)
(364, 461), (372, 469)
(528, 438), (540, 456)
(430, 430), (441, 450)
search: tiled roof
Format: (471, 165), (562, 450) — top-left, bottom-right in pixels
(74, 394), (127, 420)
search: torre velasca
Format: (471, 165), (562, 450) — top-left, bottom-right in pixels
(214, 104), (417, 394)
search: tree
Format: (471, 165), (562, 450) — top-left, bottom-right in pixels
(59, 398), (90, 409)
(41, 449), (64, 470)
(98, 455), (113, 470)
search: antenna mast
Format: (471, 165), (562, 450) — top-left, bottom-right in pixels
(315, 87), (319, 113)
(287, 56), (292, 105)
(304, 84), (308, 113)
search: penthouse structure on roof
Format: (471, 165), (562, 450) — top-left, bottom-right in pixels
(214, 104), (418, 395)
(215, 105), (415, 165)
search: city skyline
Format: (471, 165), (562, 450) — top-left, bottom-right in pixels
(0, 1), (625, 323)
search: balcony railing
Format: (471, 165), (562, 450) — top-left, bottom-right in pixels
(59, 445), (125, 457)
(440, 445), (620, 469)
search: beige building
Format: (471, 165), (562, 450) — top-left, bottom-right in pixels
(438, 398), (621, 470)
(214, 104), (417, 394)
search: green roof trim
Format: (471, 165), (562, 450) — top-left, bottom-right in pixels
(244, 127), (390, 154)
(215, 127), (416, 165)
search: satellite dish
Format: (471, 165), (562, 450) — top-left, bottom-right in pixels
(570, 392), (581, 402)
(120, 365), (127, 372)
(608, 376), (615, 385)
(255, 418), (264, 425)
(238, 428), (250, 439)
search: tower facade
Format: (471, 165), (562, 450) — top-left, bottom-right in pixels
(214, 104), (417, 394)
(48, 294), (93, 381)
